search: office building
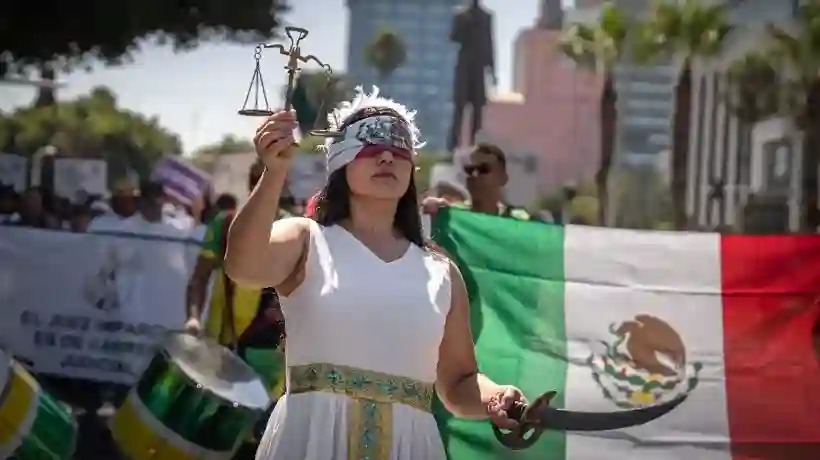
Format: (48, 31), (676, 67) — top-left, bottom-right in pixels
(687, 0), (800, 231)
(612, 0), (675, 169)
(346, 0), (463, 152)
(477, 0), (602, 203)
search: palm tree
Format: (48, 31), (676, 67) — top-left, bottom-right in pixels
(765, 1), (820, 231)
(364, 28), (407, 85)
(724, 51), (779, 225)
(559, 2), (629, 226)
(635, 0), (732, 229)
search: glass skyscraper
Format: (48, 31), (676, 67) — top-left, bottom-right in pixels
(612, 0), (676, 167)
(346, 0), (464, 152)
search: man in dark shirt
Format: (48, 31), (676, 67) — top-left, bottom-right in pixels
(14, 187), (60, 228)
(423, 143), (536, 220)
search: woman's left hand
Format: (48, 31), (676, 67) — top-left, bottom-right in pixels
(487, 385), (527, 429)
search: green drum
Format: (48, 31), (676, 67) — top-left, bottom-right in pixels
(242, 347), (286, 399)
(0, 349), (78, 460)
(110, 332), (271, 460)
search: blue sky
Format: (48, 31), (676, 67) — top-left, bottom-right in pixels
(0, 0), (574, 154)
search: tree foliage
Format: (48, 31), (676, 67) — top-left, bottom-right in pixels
(193, 134), (253, 157)
(189, 134), (253, 172)
(633, 0), (732, 230)
(0, 0), (290, 77)
(559, 3), (629, 226)
(763, 1), (820, 230)
(764, 1), (820, 124)
(0, 86), (181, 182)
(609, 168), (673, 229)
(634, 0), (733, 65)
(726, 51), (780, 122)
(364, 28), (407, 81)
(559, 3), (628, 72)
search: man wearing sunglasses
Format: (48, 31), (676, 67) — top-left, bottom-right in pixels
(423, 143), (534, 220)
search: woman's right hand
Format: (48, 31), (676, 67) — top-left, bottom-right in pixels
(253, 110), (299, 171)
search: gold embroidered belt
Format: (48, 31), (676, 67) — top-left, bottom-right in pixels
(289, 363), (435, 460)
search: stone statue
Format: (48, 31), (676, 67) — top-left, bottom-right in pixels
(448, 0), (496, 152)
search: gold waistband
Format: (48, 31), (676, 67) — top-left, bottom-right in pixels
(288, 363), (435, 413)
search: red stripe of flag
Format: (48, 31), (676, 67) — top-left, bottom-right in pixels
(721, 234), (820, 459)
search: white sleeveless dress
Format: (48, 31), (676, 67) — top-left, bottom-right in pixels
(255, 220), (451, 460)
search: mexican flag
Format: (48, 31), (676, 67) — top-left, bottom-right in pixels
(431, 207), (820, 460)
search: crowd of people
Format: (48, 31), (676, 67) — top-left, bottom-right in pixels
(0, 168), (307, 238)
(0, 161), (309, 458)
(2, 119), (551, 459)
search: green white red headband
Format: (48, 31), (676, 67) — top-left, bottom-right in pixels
(321, 86), (425, 175)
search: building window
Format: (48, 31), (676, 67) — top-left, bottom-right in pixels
(396, 3), (418, 15)
(774, 144), (789, 178)
(628, 82), (673, 94)
(625, 99), (673, 111)
(623, 116), (670, 128)
(763, 139), (792, 195)
(394, 67), (417, 78)
(423, 85), (439, 95)
(421, 68), (438, 79)
(647, 133), (671, 146)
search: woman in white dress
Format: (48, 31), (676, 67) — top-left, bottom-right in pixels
(225, 87), (525, 460)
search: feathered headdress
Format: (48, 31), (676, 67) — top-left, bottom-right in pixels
(320, 86), (425, 174)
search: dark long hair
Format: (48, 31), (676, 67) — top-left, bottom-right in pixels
(312, 107), (424, 247)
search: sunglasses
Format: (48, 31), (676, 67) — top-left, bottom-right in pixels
(463, 164), (492, 176)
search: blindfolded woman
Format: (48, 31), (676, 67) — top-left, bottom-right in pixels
(224, 87), (524, 460)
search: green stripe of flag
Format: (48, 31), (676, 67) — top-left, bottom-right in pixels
(432, 207), (569, 460)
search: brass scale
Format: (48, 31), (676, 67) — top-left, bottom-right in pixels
(237, 26), (338, 140)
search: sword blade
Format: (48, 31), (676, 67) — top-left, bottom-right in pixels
(535, 395), (687, 431)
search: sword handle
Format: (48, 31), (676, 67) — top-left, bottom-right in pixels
(506, 401), (527, 421)
(492, 390), (556, 450)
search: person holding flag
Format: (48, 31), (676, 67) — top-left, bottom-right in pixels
(423, 142), (537, 221)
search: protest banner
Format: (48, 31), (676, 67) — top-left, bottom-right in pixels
(0, 227), (200, 384)
(0, 152), (28, 191)
(53, 157), (108, 200)
(211, 152), (257, 206)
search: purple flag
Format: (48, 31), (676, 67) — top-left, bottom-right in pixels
(152, 156), (210, 205)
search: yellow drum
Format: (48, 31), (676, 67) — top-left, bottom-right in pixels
(110, 332), (271, 460)
(0, 349), (78, 460)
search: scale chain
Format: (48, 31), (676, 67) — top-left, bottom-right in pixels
(237, 25), (336, 132)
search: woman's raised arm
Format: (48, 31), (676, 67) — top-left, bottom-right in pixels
(224, 110), (310, 289)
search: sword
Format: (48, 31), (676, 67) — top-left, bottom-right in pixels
(492, 391), (688, 450)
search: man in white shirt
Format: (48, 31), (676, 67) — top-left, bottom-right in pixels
(99, 181), (187, 239)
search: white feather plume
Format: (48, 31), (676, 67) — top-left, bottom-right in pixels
(322, 85), (425, 151)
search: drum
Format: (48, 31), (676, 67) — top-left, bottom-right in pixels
(111, 332), (271, 460)
(240, 347), (285, 444)
(0, 349), (78, 460)
(242, 347), (286, 399)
